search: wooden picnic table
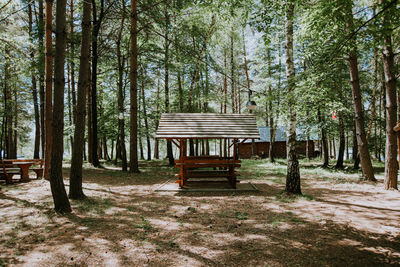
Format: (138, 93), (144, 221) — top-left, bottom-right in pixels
(2, 160), (35, 182)
(174, 155), (241, 188)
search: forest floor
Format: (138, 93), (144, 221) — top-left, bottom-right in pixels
(1, 158), (400, 266)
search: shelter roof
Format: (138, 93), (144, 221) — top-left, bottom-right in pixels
(156, 113), (260, 139)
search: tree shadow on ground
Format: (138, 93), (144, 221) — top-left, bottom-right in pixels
(2, 185), (399, 266)
(1, 159), (399, 266)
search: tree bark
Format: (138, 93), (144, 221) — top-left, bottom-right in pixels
(44, 0), (53, 179)
(69, 0), (91, 200)
(141, 67), (151, 161)
(336, 111), (345, 168)
(381, 0), (398, 190)
(344, 1), (375, 181)
(69, 0), (77, 125)
(87, 65), (92, 163)
(67, 59), (73, 152)
(154, 79), (160, 159)
(318, 108), (329, 167)
(267, 49), (275, 162)
(28, 2), (41, 159)
(353, 124), (360, 169)
(230, 31), (235, 113)
(129, 0), (139, 172)
(116, 0), (127, 171)
(163, 7), (174, 166)
(90, 0), (104, 168)
(367, 8), (378, 142)
(285, 2), (301, 194)
(38, 0), (45, 158)
(50, 0), (71, 213)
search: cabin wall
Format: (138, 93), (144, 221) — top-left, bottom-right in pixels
(238, 141), (316, 159)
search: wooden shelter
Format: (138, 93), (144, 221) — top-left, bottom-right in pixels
(156, 113), (260, 188)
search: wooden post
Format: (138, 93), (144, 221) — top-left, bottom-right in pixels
(179, 138), (184, 187)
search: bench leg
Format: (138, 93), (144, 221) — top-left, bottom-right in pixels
(4, 174), (14, 184)
(228, 168), (236, 189)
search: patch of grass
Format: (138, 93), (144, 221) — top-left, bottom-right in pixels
(234, 211), (248, 220)
(4, 237), (16, 248)
(133, 216), (153, 231)
(126, 206), (137, 212)
(289, 217), (304, 224)
(275, 191), (314, 203)
(301, 194), (315, 201)
(187, 207), (196, 213)
(169, 240), (179, 248)
(80, 217), (100, 228)
(74, 197), (114, 215)
(113, 211), (123, 217)
(216, 210), (229, 218)
(270, 178), (284, 184)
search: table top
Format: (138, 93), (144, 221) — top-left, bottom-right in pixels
(10, 162), (35, 165)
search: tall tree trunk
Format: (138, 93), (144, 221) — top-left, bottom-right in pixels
(267, 49), (275, 162)
(3, 48), (11, 159)
(69, 0), (77, 125)
(284, 2), (301, 194)
(90, 0), (104, 168)
(138, 82), (144, 161)
(367, 8), (378, 142)
(381, 0), (398, 190)
(38, 0), (45, 158)
(103, 137), (109, 160)
(87, 65), (92, 163)
(174, 12), (184, 113)
(13, 89), (18, 158)
(344, 1), (375, 181)
(378, 74), (383, 162)
(129, 0), (139, 172)
(69, 0), (91, 199)
(154, 79), (160, 159)
(336, 111), (345, 168)
(116, 0), (127, 171)
(67, 60), (73, 152)
(346, 131), (349, 160)
(141, 67), (151, 161)
(230, 31), (235, 113)
(28, 2), (41, 159)
(164, 7), (174, 166)
(353, 124), (360, 169)
(50, 0), (71, 213)
(333, 137), (336, 159)
(318, 108), (329, 167)
(44, 0), (53, 179)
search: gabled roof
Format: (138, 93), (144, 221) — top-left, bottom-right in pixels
(246, 126), (319, 143)
(156, 113), (260, 139)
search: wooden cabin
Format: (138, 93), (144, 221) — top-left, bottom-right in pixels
(238, 126), (319, 159)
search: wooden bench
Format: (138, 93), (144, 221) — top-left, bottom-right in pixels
(28, 159), (44, 179)
(0, 161), (21, 184)
(12, 159), (44, 179)
(1, 159), (44, 181)
(174, 156), (241, 188)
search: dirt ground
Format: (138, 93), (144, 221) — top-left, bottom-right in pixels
(1, 159), (399, 266)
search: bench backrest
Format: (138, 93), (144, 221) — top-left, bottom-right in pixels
(0, 161), (19, 173)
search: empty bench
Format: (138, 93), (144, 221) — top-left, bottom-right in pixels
(174, 156), (241, 188)
(0, 159), (44, 184)
(0, 162), (21, 184)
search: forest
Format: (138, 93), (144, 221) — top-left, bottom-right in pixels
(0, 0), (399, 266)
